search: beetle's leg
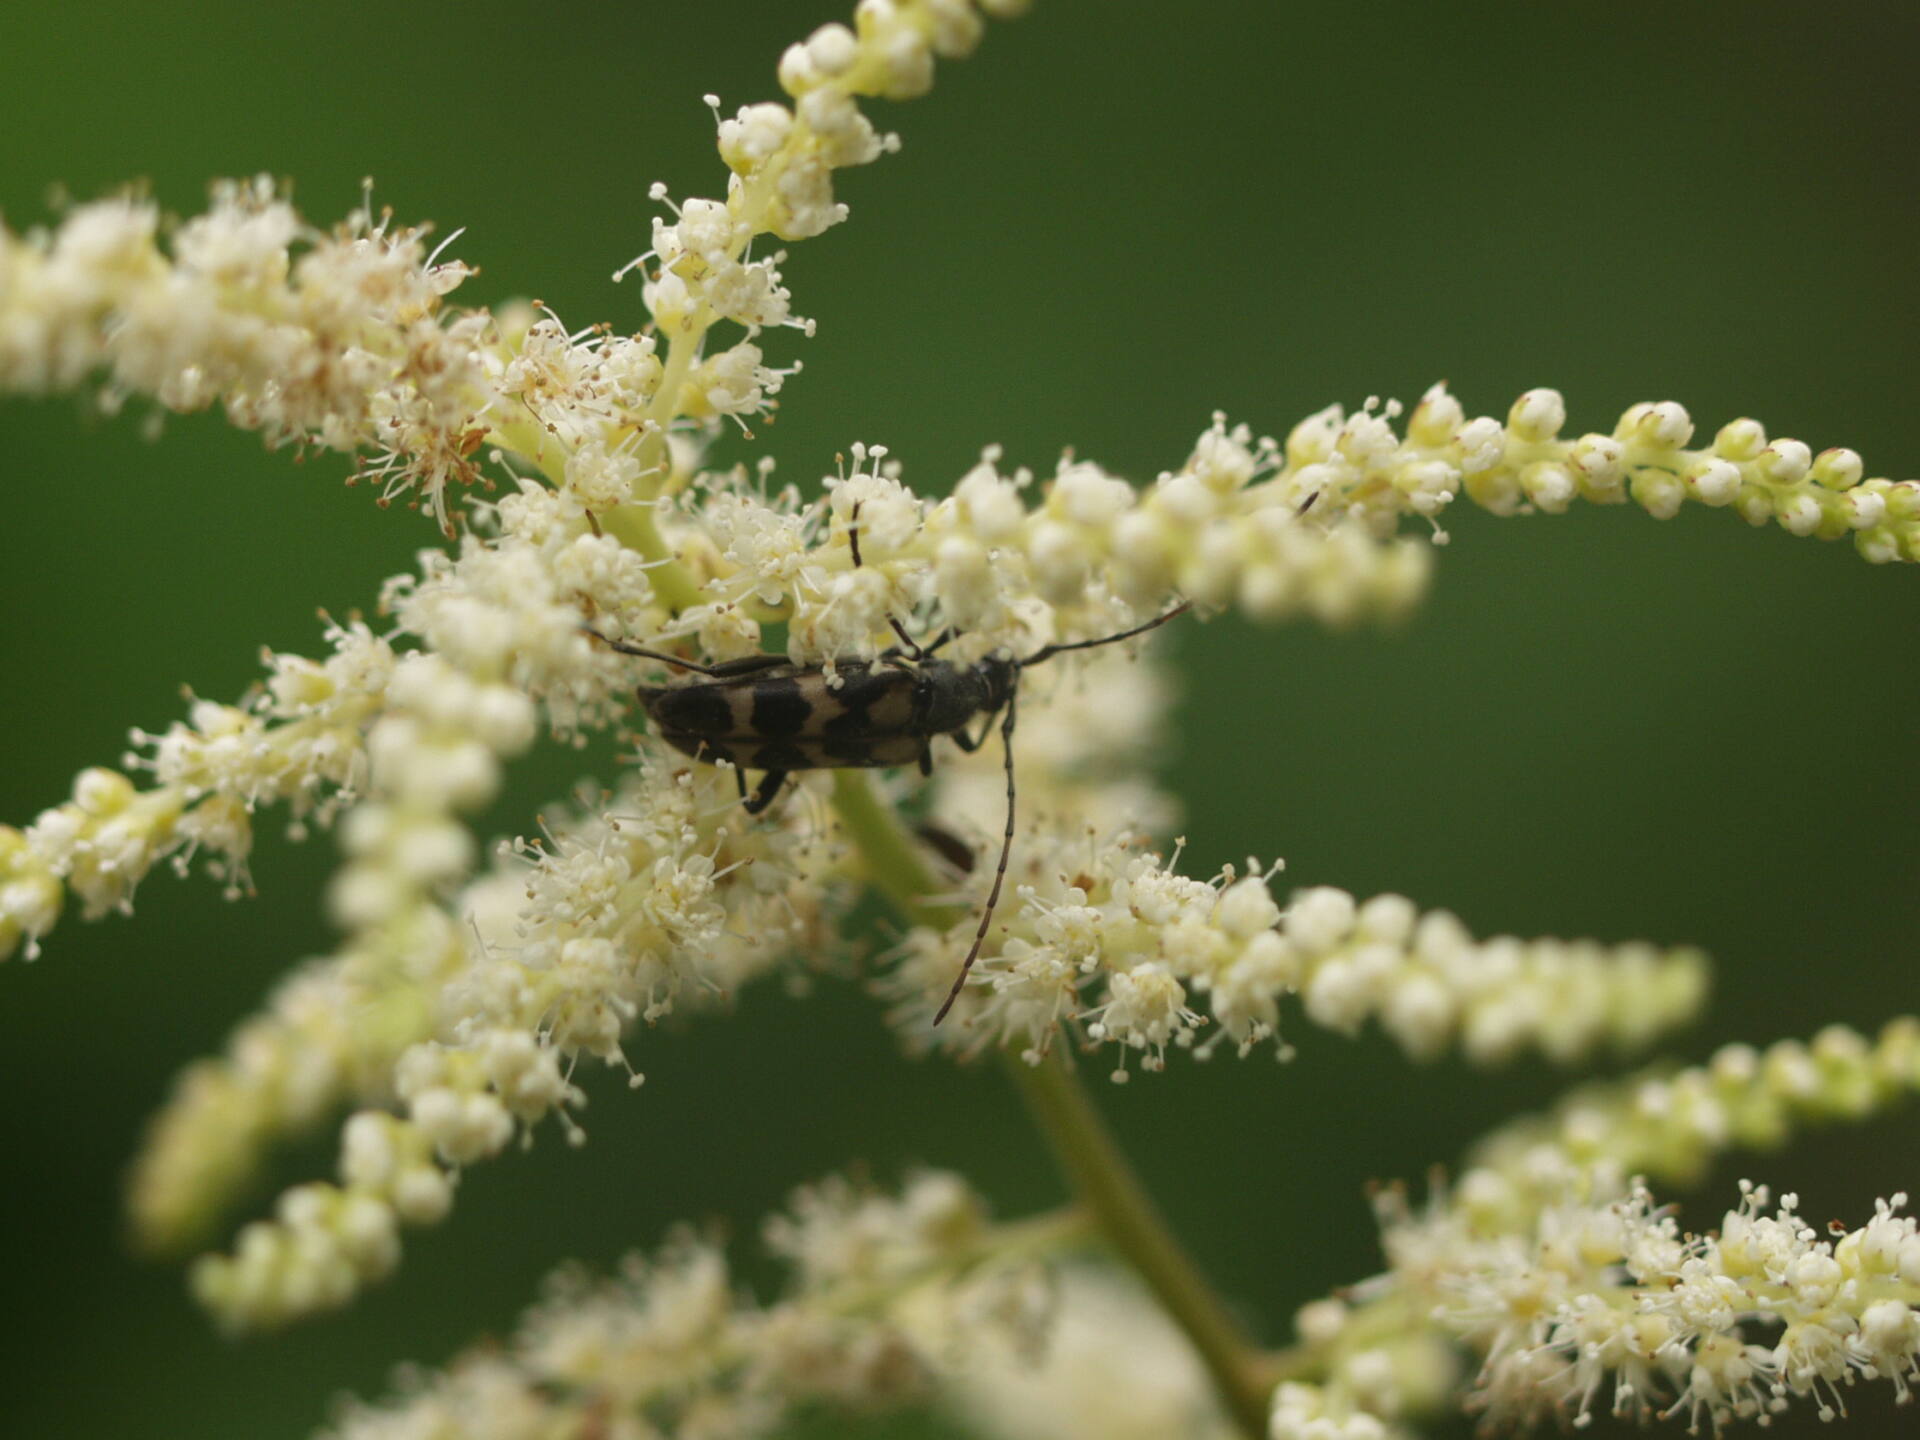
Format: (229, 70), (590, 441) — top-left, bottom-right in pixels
(887, 619), (927, 659)
(948, 711), (997, 753)
(741, 770), (790, 816)
(915, 820), (977, 876)
(921, 627), (957, 656)
(918, 744), (934, 777)
(732, 766), (749, 802)
(933, 688), (1019, 1027)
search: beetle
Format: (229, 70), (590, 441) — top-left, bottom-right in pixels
(590, 513), (1189, 1024)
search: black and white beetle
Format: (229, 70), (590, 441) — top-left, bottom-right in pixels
(590, 513), (1189, 1025)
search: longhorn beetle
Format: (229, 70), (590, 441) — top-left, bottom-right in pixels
(590, 510), (1189, 1025)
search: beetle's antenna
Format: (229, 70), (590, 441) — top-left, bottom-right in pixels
(932, 689), (1019, 1026)
(1021, 600), (1191, 668)
(580, 627), (736, 677)
(848, 499), (928, 660)
(847, 501), (865, 569)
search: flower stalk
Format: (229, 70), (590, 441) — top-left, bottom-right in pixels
(829, 771), (1275, 1437)
(1006, 1052), (1278, 1437)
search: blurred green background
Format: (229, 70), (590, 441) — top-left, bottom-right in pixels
(3, 2), (1918, 1436)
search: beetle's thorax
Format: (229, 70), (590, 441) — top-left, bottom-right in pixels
(912, 655), (1016, 734)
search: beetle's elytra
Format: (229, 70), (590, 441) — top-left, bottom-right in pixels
(642, 651), (1017, 791)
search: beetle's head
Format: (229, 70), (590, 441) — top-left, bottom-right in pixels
(976, 653), (1019, 709)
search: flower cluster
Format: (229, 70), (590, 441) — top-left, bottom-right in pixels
(1291, 387), (1920, 565)
(0, 3), (1035, 542)
(179, 751), (846, 1329)
(126, 933), (454, 1259)
(1465, 1017), (1920, 1226)
(320, 1170), (1059, 1440)
(898, 845), (1707, 1080)
(178, 651), (534, 1324)
(1269, 1017), (1920, 1438)
(1377, 1173), (1920, 1431)
(0, 617), (393, 962)
(1269, 1371), (1453, 1440)
(0, 177), (494, 531)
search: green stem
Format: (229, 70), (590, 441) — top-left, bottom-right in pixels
(826, 1204), (1096, 1326)
(828, 771), (954, 926)
(638, 320), (703, 476)
(602, 502), (704, 614)
(1005, 1053), (1276, 1438)
(484, 417), (706, 615)
(485, 417), (566, 480)
(828, 771), (1273, 1438)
